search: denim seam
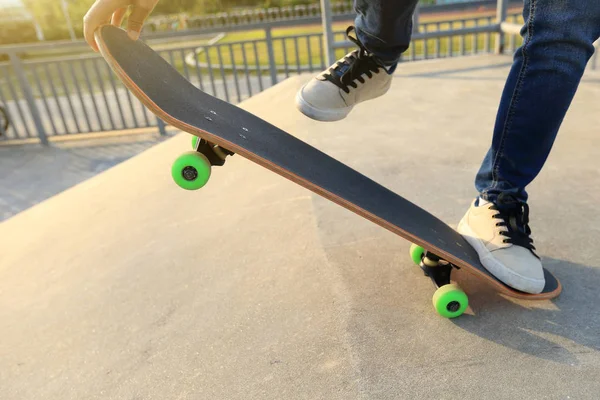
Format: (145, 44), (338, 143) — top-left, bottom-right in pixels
(355, 26), (390, 48)
(489, 0), (536, 193)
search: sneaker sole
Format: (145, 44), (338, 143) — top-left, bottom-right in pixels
(457, 218), (545, 294)
(295, 90), (352, 122)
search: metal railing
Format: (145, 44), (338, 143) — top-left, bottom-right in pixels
(0, 11), (521, 144)
(9, 0), (589, 145)
(148, 2), (351, 32)
(145, 0), (511, 33)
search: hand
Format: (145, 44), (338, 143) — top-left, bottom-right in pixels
(83, 0), (160, 52)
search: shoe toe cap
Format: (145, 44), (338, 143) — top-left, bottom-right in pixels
(299, 78), (347, 109)
(485, 246), (545, 293)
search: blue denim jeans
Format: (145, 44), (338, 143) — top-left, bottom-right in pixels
(354, 0), (600, 203)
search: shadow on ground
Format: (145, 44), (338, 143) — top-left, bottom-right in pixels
(453, 257), (600, 365)
(311, 199), (600, 368)
(0, 133), (174, 221)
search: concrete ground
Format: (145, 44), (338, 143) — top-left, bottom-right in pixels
(1, 55), (599, 399)
(0, 132), (175, 222)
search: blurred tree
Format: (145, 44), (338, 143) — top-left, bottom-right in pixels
(0, 20), (38, 49)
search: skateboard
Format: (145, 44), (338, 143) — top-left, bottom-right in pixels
(95, 25), (561, 318)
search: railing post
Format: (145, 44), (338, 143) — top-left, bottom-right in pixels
(265, 27), (278, 85)
(495, 0), (508, 54)
(320, 0), (336, 66)
(412, 3), (420, 34)
(8, 51), (48, 145)
(156, 117), (167, 136)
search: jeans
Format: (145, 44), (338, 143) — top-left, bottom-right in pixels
(354, 0), (600, 203)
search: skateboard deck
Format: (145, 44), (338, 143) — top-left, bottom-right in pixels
(95, 25), (561, 317)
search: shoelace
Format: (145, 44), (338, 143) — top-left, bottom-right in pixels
(321, 26), (383, 94)
(490, 193), (538, 258)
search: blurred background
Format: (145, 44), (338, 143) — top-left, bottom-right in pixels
(0, 0), (597, 221)
(0, 0), (530, 141)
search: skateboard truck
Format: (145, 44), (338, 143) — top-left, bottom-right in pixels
(409, 244), (468, 318)
(419, 252), (456, 288)
(193, 137), (234, 167)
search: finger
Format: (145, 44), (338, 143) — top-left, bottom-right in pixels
(84, 0), (123, 51)
(83, 13), (100, 51)
(111, 7), (128, 27)
(127, 5), (154, 40)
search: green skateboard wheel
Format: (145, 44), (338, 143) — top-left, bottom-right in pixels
(171, 151), (211, 190)
(409, 243), (425, 266)
(432, 284), (468, 318)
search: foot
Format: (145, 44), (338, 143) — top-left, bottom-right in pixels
(295, 26), (394, 122)
(457, 194), (545, 294)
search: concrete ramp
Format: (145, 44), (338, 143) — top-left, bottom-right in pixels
(2, 55), (600, 399)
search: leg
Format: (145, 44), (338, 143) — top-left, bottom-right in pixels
(460, 0), (600, 294)
(354, 0), (420, 65)
(476, 0), (600, 203)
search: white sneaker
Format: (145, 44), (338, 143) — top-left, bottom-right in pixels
(457, 195), (545, 294)
(295, 26), (394, 122)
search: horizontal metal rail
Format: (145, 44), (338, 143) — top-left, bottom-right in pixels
(333, 24), (501, 49)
